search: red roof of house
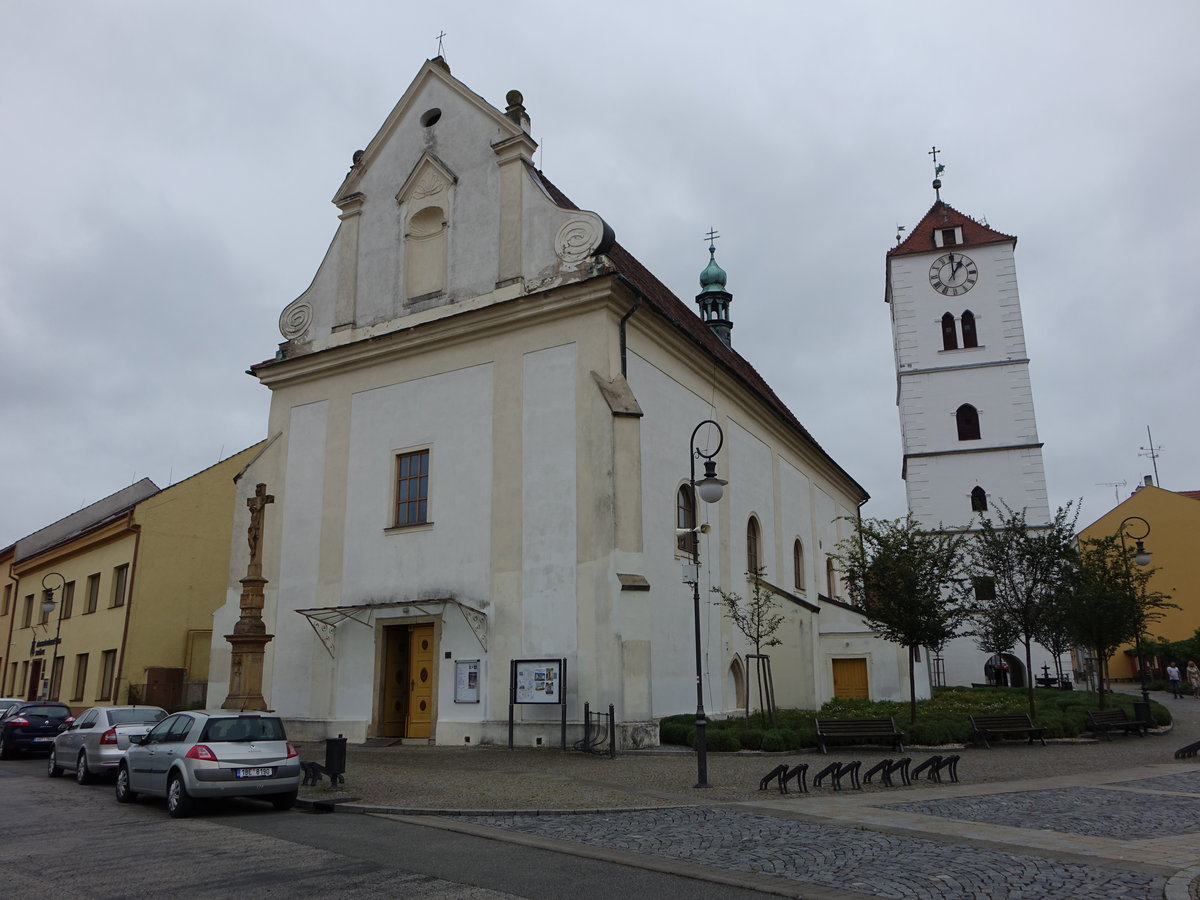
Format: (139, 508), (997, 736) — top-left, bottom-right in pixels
(888, 200), (1016, 258)
(1178, 490), (1200, 501)
(534, 167), (868, 502)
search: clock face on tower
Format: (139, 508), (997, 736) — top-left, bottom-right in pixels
(928, 252), (978, 296)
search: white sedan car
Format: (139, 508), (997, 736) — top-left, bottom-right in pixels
(49, 706), (167, 783)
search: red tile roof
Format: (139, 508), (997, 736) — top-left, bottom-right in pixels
(888, 200), (1016, 258)
(1178, 490), (1200, 501)
(533, 167), (868, 501)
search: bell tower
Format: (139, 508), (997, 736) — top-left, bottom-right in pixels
(885, 151), (1053, 686)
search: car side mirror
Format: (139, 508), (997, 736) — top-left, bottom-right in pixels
(57, 723), (70, 733)
(129, 734), (146, 745)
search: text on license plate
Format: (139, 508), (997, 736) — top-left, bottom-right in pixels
(235, 767), (274, 778)
(33, 737), (52, 742)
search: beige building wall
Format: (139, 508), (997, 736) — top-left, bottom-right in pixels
(121, 443), (265, 702)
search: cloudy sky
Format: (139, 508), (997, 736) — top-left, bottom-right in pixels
(2, 1), (1197, 545)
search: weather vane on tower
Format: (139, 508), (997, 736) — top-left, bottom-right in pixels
(929, 145), (945, 201)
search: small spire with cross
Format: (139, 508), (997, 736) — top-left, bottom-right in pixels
(435, 30), (447, 59)
(704, 227), (720, 253)
(929, 145), (945, 201)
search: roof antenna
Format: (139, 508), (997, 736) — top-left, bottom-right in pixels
(928, 145), (945, 201)
(1139, 426), (1163, 486)
(1098, 480), (1127, 504)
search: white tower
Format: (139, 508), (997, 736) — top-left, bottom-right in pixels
(885, 159), (1054, 687)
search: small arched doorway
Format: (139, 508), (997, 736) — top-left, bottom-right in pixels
(983, 652), (1026, 687)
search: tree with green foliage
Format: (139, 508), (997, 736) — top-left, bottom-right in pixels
(713, 567), (785, 726)
(1062, 534), (1174, 707)
(969, 502), (1078, 719)
(832, 516), (971, 723)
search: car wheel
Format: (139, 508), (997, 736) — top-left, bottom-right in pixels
(270, 790), (298, 811)
(115, 765), (138, 803)
(0, 740), (11, 760)
(75, 750), (93, 785)
(47, 753), (64, 777)
(166, 773), (195, 818)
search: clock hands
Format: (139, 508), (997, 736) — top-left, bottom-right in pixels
(949, 254), (963, 279)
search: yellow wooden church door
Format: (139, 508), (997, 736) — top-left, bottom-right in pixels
(405, 625), (435, 738)
(832, 658), (869, 699)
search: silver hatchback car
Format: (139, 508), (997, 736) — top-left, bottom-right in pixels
(116, 710), (301, 817)
(49, 705), (167, 783)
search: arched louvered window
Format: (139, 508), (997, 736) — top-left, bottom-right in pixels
(956, 403), (981, 441)
(941, 312), (958, 350)
(961, 310), (978, 348)
(793, 539), (805, 591)
(676, 485), (696, 555)
(971, 486), (988, 512)
(747, 517), (761, 576)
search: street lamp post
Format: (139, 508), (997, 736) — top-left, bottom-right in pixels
(40, 573), (67, 701)
(1116, 516), (1152, 704)
(683, 420), (727, 789)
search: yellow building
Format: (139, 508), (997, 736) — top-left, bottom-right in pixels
(1077, 480), (1200, 679)
(1, 444), (264, 711)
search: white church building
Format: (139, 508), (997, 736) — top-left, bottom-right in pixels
(209, 59), (922, 746)
(885, 188), (1068, 688)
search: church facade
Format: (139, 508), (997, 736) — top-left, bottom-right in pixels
(208, 59), (917, 746)
(886, 189), (1066, 688)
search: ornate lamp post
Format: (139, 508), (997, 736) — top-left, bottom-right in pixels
(40, 573), (67, 701)
(1116, 516), (1152, 704)
(682, 420), (727, 788)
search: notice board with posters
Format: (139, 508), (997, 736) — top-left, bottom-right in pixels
(508, 657), (567, 749)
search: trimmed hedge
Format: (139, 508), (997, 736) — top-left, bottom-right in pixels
(656, 686), (1171, 750)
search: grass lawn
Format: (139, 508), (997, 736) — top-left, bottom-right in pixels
(658, 686), (1171, 752)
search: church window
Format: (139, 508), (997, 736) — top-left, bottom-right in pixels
(973, 577), (996, 604)
(971, 486), (988, 512)
(941, 312), (958, 350)
(793, 539), (805, 591)
(419, 108), (442, 127)
(747, 517), (761, 576)
(956, 404), (981, 441)
(961, 310), (978, 348)
(676, 485), (696, 555)
(394, 449), (430, 527)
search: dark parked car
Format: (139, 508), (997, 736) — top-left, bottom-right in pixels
(0, 701), (74, 758)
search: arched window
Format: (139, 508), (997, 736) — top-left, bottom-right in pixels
(825, 557), (837, 599)
(971, 486), (988, 512)
(676, 485), (696, 555)
(941, 312), (958, 350)
(793, 539), (805, 591)
(961, 310), (978, 348)
(747, 517), (761, 576)
(956, 403), (981, 441)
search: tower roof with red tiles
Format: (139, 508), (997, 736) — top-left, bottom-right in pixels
(888, 200), (1016, 258)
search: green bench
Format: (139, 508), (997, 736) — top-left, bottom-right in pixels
(969, 713), (1046, 749)
(815, 717), (904, 755)
(1087, 708), (1148, 740)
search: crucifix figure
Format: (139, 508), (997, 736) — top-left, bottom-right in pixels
(246, 483), (274, 570)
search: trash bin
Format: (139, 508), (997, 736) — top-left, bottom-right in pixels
(324, 734), (347, 777)
(1132, 701), (1152, 728)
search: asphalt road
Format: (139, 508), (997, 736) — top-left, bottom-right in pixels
(0, 753), (771, 899)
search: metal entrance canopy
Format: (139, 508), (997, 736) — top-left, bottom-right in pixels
(296, 598), (488, 658)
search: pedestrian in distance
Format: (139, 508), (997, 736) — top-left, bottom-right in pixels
(1187, 661), (1200, 699)
(1166, 662), (1182, 698)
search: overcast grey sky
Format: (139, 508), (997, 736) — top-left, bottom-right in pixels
(2, 1), (1198, 545)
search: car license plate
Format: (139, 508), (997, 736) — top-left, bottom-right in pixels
(235, 767), (273, 778)
(32, 737), (52, 742)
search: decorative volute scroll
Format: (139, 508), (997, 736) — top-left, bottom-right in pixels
(279, 298), (313, 340)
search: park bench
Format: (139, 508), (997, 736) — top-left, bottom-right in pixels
(1087, 708), (1148, 740)
(815, 717), (904, 755)
(968, 713), (1046, 749)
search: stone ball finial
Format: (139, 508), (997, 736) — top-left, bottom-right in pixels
(506, 90), (524, 107)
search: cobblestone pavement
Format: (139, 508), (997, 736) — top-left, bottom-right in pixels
(301, 692), (1200, 898)
(450, 807), (1165, 899)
